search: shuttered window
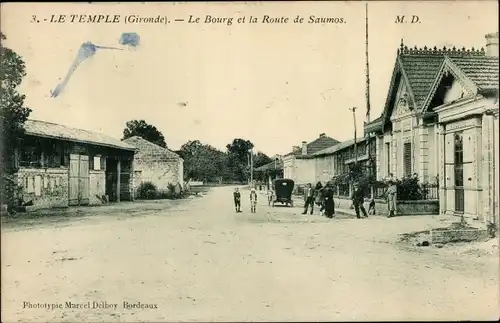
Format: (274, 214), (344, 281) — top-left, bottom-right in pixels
(403, 142), (412, 177)
(386, 142), (391, 175)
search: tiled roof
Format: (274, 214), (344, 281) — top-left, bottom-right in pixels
(372, 41), (491, 128)
(122, 136), (181, 159)
(254, 160), (283, 172)
(23, 119), (136, 151)
(399, 54), (445, 109)
(450, 56), (499, 90)
(364, 116), (384, 132)
(313, 137), (367, 157)
(286, 135), (341, 158)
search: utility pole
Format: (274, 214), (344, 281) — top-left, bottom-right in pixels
(365, 2), (371, 124)
(350, 107), (358, 163)
(249, 148), (254, 187)
(365, 1), (373, 188)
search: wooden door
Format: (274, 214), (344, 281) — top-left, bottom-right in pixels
(68, 154), (90, 206)
(79, 155), (90, 205)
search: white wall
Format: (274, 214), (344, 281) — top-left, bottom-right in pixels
(315, 155), (335, 184)
(294, 158), (316, 185)
(283, 156), (294, 179)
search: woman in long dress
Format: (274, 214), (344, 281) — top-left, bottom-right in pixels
(324, 182), (335, 218)
(315, 182), (324, 215)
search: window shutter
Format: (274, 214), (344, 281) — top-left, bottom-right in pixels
(403, 143), (412, 176)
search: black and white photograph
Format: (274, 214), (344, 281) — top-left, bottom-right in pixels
(1, 1), (499, 322)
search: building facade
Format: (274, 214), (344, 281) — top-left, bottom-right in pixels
(123, 136), (184, 194)
(13, 119), (137, 210)
(313, 137), (376, 186)
(282, 133), (340, 185)
(365, 32), (499, 225)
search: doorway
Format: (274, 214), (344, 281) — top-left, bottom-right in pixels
(454, 133), (465, 213)
(68, 154), (90, 206)
(106, 158), (118, 202)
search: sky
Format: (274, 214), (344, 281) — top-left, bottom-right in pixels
(2, 1), (498, 156)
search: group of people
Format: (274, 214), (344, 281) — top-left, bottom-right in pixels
(232, 187), (258, 213)
(302, 181), (378, 219)
(302, 182), (336, 218)
(233, 175), (398, 218)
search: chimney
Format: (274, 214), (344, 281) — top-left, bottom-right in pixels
(319, 133), (326, 138)
(301, 141), (308, 155)
(485, 32), (499, 57)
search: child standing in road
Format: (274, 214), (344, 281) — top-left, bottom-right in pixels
(233, 188), (242, 213)
(250, 188), (258, 213)
(267, 188), (274, 206)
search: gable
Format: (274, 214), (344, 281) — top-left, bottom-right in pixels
(443, 78), (469, 104)
(391, 77), (414, 118)
(423, 58), (478, 113)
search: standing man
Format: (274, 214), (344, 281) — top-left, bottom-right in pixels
(302, 183), (315, 215)
(386, 178), (397, 217)
(233, 188), (242, 213)
(250, 188), (258, 213)
(352, 183), (368, 219)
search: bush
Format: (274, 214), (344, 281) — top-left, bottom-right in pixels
(136, 181), (158, 200)
(396, 177), (424, 200)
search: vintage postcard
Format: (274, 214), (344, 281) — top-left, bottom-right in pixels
(1, 1), (499, 322)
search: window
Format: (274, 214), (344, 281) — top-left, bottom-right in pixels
(386, 142), (391, 175)
(93, 156), (101, 170)
(403, 142), (412, 177)
(19, 146), (41, 167)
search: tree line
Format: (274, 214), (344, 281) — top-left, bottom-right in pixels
(122, 120), (274, 183)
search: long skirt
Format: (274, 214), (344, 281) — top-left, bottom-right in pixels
(324, 198), (335, 217)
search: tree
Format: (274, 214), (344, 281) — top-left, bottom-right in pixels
(253, 151), (273, 169)
(122, 119), (167, 148)
(180, 140), (227, 183)
(225, 138), (254, 183)
(0, 32), (32, 210)
(226, 138), (254, 161)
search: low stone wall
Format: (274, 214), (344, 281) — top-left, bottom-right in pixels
(334, 196), (439, 216)
(430, 228), (489, 244)
(16, 167), (69, 211)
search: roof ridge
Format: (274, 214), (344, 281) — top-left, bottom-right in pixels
(27, 119), (120, 139)
(124, 135), (180, 155)
(398, 41), (486, 57)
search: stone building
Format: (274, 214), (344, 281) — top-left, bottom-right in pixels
(13, 119), (137, 210)
(122, 136), (184, 194)
(282, 133), (340, 185)
(364, 32), (499, 225)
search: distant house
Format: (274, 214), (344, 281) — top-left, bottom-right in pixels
(282, 133), (340, 185)
(313, 137), (375, 187)
(122, 136), (184, 194)
(254, 155), (284, 188)
(13, 119), (137, 210)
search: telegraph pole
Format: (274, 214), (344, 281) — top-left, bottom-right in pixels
(350, 107), (358, 163)
(365, 2), (371, 124)
(249, 148), (254, 187)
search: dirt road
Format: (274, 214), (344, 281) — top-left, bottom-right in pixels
(2, 186), (499, 322)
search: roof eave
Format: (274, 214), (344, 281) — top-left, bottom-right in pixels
(24, 132), (137, 152)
